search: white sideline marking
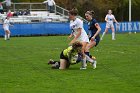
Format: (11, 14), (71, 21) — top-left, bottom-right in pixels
(110, 51), (125, 54)
(102, 44), (140, 47)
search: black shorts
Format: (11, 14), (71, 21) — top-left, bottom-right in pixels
(60, 51), (70, 68)
(60, 51), (69, 62)
(89, 37), (100, 47)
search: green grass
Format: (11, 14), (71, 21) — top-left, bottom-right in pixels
(0, 33), (140, 93)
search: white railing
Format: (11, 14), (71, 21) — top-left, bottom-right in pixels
(12, 3), (46, 11)
(0, 2), (87, 23)
(11, 2), (87, 22)
(11, 3), (69, 16)
(54, 5), (69, 16)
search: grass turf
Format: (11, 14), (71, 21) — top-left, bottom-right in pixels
(0, 33), (140, 93)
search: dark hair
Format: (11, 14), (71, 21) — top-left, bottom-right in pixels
(69, 8), (78, 16)
(85, 10), (95, 17)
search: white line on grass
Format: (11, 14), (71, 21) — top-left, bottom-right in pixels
(110, 50), (125, 54)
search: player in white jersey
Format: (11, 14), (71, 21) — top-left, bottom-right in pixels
(101, 10), (119, 40)
(3, 17), (12, 40)
(68, 8), (89, 69)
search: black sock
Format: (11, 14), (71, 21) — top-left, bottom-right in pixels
(85, 52), (90, 57)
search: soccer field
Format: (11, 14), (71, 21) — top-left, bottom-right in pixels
(0, 33), (140, 93)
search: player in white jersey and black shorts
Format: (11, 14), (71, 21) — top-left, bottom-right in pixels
(101, 10), (119, 40)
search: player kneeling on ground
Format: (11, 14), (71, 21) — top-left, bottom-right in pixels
(48, 41), (82, 69)
(48, 41), (96, 70)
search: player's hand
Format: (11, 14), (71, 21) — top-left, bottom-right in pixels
(91, 37), (95, 41)
(68, 35), (72, 40)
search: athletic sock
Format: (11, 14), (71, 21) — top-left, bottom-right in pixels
(85, 55), (94, 63)
(4, 35), (7, 40)
(112, 32), (115, 40)
(82, 57), (87, 68)
(7, 34), (10, 39)
(101, 32), (105, 40)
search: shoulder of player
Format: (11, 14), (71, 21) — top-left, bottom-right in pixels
(66, 46), (73, 52)
(91, 19), (98, 24)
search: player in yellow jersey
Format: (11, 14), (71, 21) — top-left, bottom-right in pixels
(48, 41), (83, 69)
(48, 41), (97, 70)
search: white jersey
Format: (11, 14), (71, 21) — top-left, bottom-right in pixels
(4, 0), (11, 6)
(105, 14), (115, 28)
(105, 14), (115, 24)
(43, 0), (55, 6)
(3, 19), (10, 31)
(70, 18), (89, 43)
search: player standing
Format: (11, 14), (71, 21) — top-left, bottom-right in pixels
(3, 17), (12, 40)
(101, 10), (119, 40)
(84, 11), (101, 58)
(68, 8), (92, 69)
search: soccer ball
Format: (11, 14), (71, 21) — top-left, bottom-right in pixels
(71, 54), (79, 64)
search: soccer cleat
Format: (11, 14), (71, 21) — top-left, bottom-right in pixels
(80, 67), (87, 70)
(92, 61), (97, 69)
(48, 59), (55, 65)
(90, 55), (96, 60)
(112, 38), (116, 40)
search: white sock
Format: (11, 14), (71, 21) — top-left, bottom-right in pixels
(7, 34), (10, 39)
(101, 32), (106, 40)
(4, 35), (7, 40)
(82, 57), (87, 68)
(112, 32), (115, 40)
(85, 55), (94, 63)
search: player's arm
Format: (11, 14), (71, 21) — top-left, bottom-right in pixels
(92, 23), (101, 40)
(113, 15), (119, 24)
(9, 23), (14, 27)
(114, 18), (119, 24)
(105, 15), (108, 22)
(68, 33), (73, 39)
(68, 29), (74, 39)
(3, 21), (6, 26)
(69, 28), (81, 45)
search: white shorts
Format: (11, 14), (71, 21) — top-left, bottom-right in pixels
(77, 36), (89, 43)
(106, 22), (114, 28)
(3, 26), (9, 31)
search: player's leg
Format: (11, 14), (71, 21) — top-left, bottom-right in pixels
(4, 30), (7, 40)
(85, 40), (96, 56)
(59, 59), (68, 69)
(80, 42), (88, 69)
(7, 30), (11, 40)
(101, 27), (108, 40)
(48, 59), (60, 69)
(85, 55), (97, 69)
(111, 26), (115, 40)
